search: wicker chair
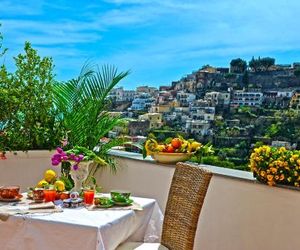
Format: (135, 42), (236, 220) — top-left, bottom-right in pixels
(117, 162), (213, 250)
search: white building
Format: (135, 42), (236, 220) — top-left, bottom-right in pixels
(110, 87), (136, 102)
(204, 91), (230, 107)
(138, 113), (163, 129)
(231, 91), (263, 107)
(176, 92), (196, 107)
(129, 93), (155, 111)
(190, 106), (215, 122)
(185, 120), (211, 135)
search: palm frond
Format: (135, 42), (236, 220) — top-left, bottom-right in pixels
(53, 62), (129, 151)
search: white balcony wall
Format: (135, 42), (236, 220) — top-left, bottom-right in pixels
(96, 151), (300, 250)
(0, 151), (58, 191)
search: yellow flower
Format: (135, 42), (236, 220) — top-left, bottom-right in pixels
(279, 147), (287, 153)
(287, 177), (292, 182)
(294, 171), (298, 177)
(260, 171), (266, 177)
(295, 182), (300, 187)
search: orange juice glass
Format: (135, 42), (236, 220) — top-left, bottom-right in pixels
(84, 190), (95, 205)
(44, 189), (57, 202)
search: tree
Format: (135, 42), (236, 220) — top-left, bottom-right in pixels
(0, 23), (7, 60)
(249, 56), (275, 72)
(230, 58), (247, 73)
(249, 56), (261, 72)
(0, 42), (60, 150)
(260, 57), (275, 71)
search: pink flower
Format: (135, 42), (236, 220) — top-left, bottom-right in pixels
(61, 139), (68, 147)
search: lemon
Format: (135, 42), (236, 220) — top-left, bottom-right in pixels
(145, 139), (158, 156)
(37, 179), (49, 188)
(54, 180), (65, 192)
(191, 142), (202, 151)
(156, 144), (165, 152)
(44, 169), (57, 183)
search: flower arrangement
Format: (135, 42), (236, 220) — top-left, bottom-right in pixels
(51, 146), (106, 170)
(249, 145), (300, 187)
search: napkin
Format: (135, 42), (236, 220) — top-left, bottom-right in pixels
(29, 202), (55, 210)
(0, 202), (62, 222)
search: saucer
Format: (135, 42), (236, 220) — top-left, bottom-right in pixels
(0, 194), (23, 202)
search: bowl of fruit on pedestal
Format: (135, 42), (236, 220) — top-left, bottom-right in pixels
(144, 137), (203, 164)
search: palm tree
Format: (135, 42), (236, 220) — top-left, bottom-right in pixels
(53, 63), (129, 179)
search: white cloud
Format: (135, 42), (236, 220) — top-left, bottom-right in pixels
(1, 0), (300, 85)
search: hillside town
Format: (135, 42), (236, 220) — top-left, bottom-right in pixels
(108, 58), (300, 170)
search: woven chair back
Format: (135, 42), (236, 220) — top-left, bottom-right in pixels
(161, 162), (212, 250)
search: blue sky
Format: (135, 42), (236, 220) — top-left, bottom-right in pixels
(1, 0), (300, 89)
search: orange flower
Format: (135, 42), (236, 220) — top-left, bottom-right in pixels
(270, 167), (277, 174)
(279, 174), (285, 181)
(260, 171), (266, 177)
(267, 175), (273, 181)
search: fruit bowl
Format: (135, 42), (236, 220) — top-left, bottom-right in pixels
(151, 152), (193, 164)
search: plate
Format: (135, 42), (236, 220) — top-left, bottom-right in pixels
(0, 194), (23, 202)
(113, 198), (134, 206)
(94, 198), (115, 208)
(95, 203), (114, 208)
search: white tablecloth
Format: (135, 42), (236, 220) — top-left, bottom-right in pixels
(0, 197), (163, 250)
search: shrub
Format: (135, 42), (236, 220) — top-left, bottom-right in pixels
(250, 145), (300, 187)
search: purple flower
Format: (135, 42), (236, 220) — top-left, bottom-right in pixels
(56, 147), (63, 154)
(52, 153), (62, 160)
(73, 164), (79, 171)
(78, 154), (84, 161)
(62, 155), (69, 161)
(52, 159), (60, 166)
(69, 153), (75, 160)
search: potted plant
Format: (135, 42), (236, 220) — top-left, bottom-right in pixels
(52, 63), (129, 183)
(51, 146), (107, 192)
(249, 145), (300, 187)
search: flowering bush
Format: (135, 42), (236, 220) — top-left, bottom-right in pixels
(51, 146), (106, 170)
(249, 145), (300, 187)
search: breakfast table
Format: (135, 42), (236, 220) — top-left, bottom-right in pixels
(0, 196), (163, 250)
